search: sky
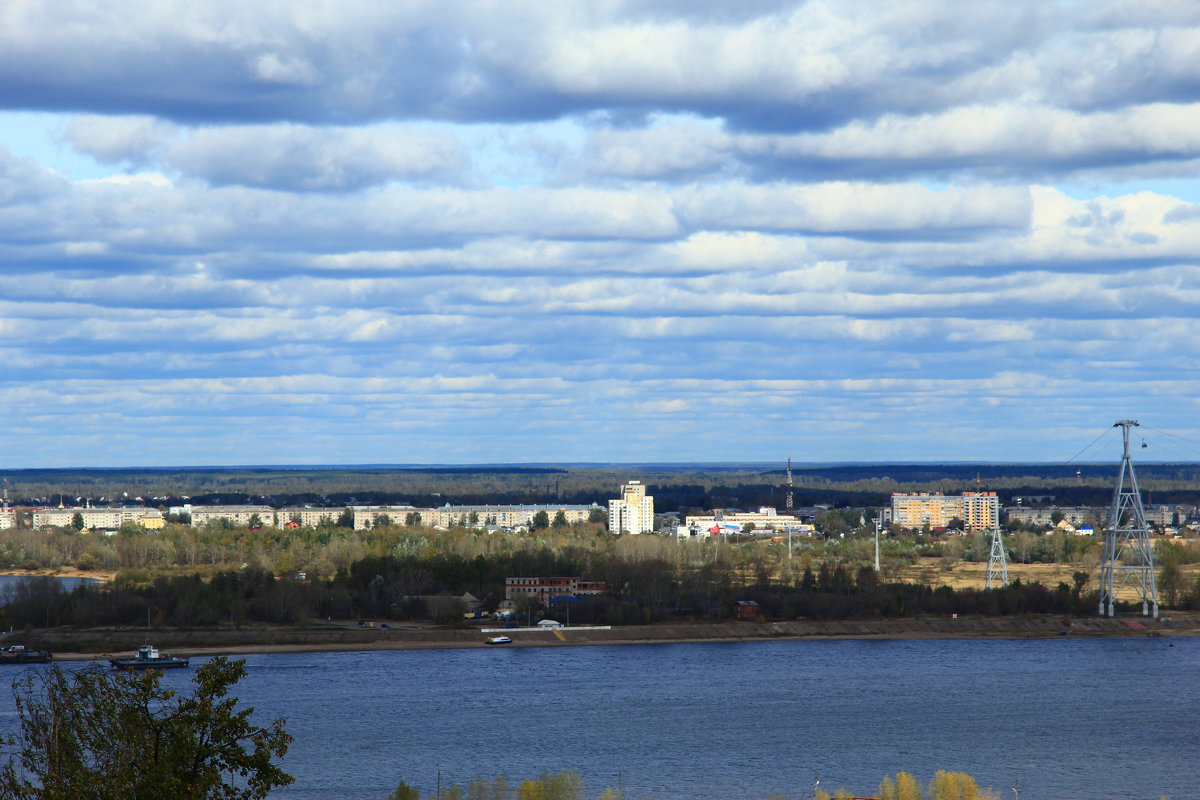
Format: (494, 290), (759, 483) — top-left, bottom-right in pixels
(2, 0), (1200, 468)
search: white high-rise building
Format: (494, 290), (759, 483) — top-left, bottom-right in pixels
(608, 480), (654, 535)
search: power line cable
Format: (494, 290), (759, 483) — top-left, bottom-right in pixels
(1065, 427), (1116, 465)
(1145, 427), (1200, 462)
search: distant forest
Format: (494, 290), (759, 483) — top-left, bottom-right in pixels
(7, 462), (1200, 512)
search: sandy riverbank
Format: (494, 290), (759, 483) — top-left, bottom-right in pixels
(0, 568), (117, 582)
(25, 612), (1200, 661)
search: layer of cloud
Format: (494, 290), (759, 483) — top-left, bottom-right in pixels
(1, 2), (1199, 466)
(1, 2), (1197, 128)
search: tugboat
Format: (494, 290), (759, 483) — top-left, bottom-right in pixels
(0, 645), (53, 664)
(110, 644), (189, 670)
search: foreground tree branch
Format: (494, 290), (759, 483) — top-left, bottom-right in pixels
(0, 657), (293, 800)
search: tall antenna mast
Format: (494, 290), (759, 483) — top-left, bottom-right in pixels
(985, 527), (1008, 589)
(1098, 420), (1158, 618)
(786, 457), (793, 511)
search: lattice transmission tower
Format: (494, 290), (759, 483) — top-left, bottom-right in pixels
(785, 457), (793, 511)
(985, 527), (1008, 589)
(1098, 419), (1158, 618)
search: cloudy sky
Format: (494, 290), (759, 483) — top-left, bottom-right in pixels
(2, 0), (1199, 468)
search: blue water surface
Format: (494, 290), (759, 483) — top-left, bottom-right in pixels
(1, 637), (1196, 799)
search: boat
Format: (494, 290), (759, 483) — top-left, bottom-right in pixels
(485, 635), (512, 645)
(0, 645), (53, 664)
(109, 644), (189, 670)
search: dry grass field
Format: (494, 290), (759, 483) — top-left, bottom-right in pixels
(892, 559), (1200, 600)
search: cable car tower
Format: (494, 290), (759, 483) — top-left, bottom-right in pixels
(1098, 420), (1158, 618)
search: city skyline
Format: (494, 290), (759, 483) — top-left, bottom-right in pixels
(2, 2), (1199, 468)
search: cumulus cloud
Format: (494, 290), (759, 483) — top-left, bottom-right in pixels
(168, 124), (465, 190)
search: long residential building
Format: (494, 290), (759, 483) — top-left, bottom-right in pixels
(32, 506), (165, 530)
(421, 503), (600, 529)
(352, 506), (420, 530)
(891, 492), (999, 531)
(278, 507), (349, 528)
(1003, 506), (1099, 527)
(505, 576), (607, 604)
(1005, 504), (1193, 529)
(189, 505), (276, 528)
(684, 507), (813, 533)
(350, 504), (599, 530)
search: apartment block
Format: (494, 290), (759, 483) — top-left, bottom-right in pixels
(32, 506), (165, 530)
(188, 505), (276, 528)
(1003, 506), (1099, 528)
(0, 507), (16, 530)
(422, 503), (600, 529)
(351, 506), (419, 530)
(891, 492), (999, 531)
(609, 480), (654, 535)
(278, 507), (348, 528)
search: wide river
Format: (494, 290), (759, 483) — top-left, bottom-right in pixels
(2, 637), (1197, 799)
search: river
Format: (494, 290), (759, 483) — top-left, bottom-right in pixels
(1, 637), (1196, 799)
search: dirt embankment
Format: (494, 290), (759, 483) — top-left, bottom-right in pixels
(16, 612), (1200, 661)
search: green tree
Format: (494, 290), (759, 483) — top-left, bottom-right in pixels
(551, 511), (569, 530)
(336, 508), (355, 528)
(816, 510), (848, 538)
(1160, 560), (1185, 607)
(0, 656), (292, 799)
(70, 512), (85, 532)
(387, 783), (421, 800)
(248, 513), (264, 529)
(895, 772), (924, 800)
(531, 511), (550, 530)
(467, 777), (491, 800)
(539, 771), (583, 800)
(588, 508), (607, 524)
(517, 779), (546, 800)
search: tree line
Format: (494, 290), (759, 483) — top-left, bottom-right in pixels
(4, 536), (1195, 632)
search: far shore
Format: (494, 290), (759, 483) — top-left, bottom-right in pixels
(16, 612), (1197, 662)
(0, 568), (117, 582)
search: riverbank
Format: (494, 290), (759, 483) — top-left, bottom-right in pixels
(19, 612), (1199, 661)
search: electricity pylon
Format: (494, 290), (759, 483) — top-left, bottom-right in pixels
(985, 527), (1008, 589)
(1098, 419), (1158, 618)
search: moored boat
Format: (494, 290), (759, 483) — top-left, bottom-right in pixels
(110, 644), (189, 670)
(0, 645), (53, 664)
(485, 635), (512, 645)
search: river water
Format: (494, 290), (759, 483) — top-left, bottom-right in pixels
(1, 637), (1196, 799)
